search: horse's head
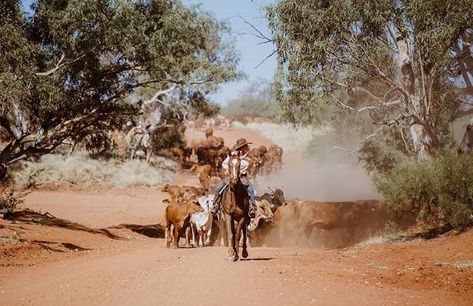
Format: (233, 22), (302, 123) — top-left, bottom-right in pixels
(228, 155), (241, 184)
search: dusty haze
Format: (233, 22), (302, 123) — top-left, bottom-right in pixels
(241, 122), (379, 201)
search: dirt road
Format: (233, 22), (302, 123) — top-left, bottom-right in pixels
(2, 235), (471, 306)
(1, 126), (472, 305)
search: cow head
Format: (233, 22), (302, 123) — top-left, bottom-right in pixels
(268, 187), (286, 207)
(198, 195), (214, 212)
(189, 198), (205, 214)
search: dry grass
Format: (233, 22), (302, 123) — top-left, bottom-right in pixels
(9, 152), (177, 189)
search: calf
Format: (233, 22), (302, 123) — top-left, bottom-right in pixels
(189, 164), (212, 190)
(189, 195), (215, 247)
(165, 198), (204, 248)
(205, 127), (214, 139)
(161, 183), (205, 202)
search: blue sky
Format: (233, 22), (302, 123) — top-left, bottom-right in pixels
(21, 0), (278, 105)
(185, 0), (277, 105)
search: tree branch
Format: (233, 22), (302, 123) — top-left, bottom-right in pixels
(35, 53), (87, 77)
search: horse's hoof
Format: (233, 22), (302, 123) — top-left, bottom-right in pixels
(226, 255), (236, 262)
(242, 249), (248, 258)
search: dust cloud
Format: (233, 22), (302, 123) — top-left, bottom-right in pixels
(243, 122), (379, 201)
(255, 154), (379, 201)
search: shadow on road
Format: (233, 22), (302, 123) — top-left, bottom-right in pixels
(240, 257), (273, 261)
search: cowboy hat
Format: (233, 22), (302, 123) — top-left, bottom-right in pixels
(231, 138), (252, 151)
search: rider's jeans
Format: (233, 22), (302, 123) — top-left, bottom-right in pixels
(213, 180), (257, 209)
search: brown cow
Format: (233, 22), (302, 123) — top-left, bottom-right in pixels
(205, 127), (214, 139)
(189, 164), (212, 189)
(165, 198), (204, 248)
(264, 144), (283, 174)
(270, 199), (302, 246)
(297, 200), (385, 248)
(207, 176), (220, 194)
(161, 184), (205, 202)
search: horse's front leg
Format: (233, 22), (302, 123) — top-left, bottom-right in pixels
(241, 218), (249, 259)
(226, 214), (237, 261)
(234, 218), (245, 259)
(219, 213), (228, 247)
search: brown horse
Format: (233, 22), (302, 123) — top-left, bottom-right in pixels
(220, 155), (250, 261)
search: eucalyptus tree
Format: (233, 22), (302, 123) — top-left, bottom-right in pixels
(0, 0), (240, 180)
(267, 0), (473, 157)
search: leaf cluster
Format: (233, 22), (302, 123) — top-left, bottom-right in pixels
(374, 149), (473, 228)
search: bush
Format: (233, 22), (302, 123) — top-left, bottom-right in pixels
(0, 187), (28, 213)
(374, 149), (473, 228)
(150, 126), (186, 154)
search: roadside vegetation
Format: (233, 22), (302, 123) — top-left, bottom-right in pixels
(266, 0), (473, 230)
(222, 79), (277, 120)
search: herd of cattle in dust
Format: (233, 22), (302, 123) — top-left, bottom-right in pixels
(161, 123), (389, 251)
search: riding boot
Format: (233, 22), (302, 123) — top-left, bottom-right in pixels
(210, 194), (220, 214)
(244, 181), (257, 218)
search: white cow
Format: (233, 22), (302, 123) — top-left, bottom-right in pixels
(189, 195), (215, 247)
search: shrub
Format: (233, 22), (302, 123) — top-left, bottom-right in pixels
(374, 149), (473, 228)
(150, 126), (186, 154)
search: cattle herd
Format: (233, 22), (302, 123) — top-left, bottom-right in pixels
(162, 128), (388, 251)
(173, 127), (283, 184)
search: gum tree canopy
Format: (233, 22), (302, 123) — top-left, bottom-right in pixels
(267, 0), (473, 156)
(0, 0), (239, 178)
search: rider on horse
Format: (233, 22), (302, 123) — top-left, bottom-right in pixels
(211, 138), (258, 218)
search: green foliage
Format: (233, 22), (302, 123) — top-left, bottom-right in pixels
(0, 0), (240, 166)
(266, 0), (472, 151)
(186, 91), (220, 118)
(374, 150), (473, 228)
(223, 98), (276, 119)
(359, 125), (413, 174)
(150, 126), (186, 153)
(222, 79), (277, 119)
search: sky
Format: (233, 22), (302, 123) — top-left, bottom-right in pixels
(21, 0), (278, 105)
(184, 0), (278, 105)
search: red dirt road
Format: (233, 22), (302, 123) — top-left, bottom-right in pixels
(2, 233), (472, 306)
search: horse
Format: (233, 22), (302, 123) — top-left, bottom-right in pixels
(220, 154), (250, 261)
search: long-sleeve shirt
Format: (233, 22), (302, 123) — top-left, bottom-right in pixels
(222, 152), (250, 176)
